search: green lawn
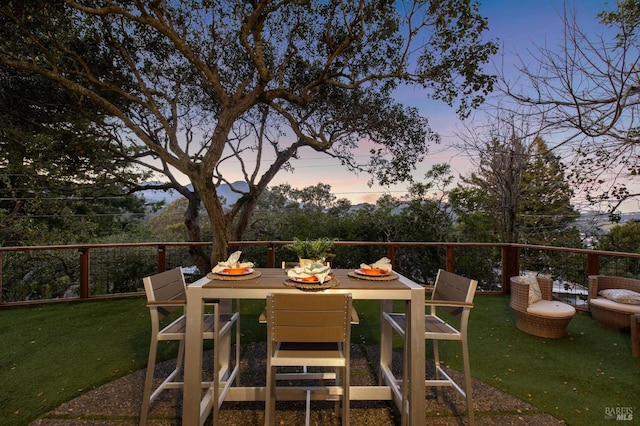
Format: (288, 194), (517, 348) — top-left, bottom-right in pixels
(466, 296), (639, 423)
(1, 296), (638, 425)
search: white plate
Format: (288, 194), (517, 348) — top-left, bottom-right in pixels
(216, 268), (254, 276)
(355, 268), (390, 277)
(289, 275), (331, 284)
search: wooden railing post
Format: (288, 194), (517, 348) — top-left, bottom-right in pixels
(157, 245), (166, 272)
(387, 244), (396, 266)
(445, 245), (455, 272)
(587, 252), (600, 276)
(502, 245), (520, 294)
(267, 243), (275, 268)
(78, 248), (90, 299)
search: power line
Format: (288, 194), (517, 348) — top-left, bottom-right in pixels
(11, 213), (148, 218)
(0, 196), (138, 201)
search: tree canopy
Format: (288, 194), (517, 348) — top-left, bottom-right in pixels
(501, 0), (640, 214)
(0, 0), (497, 268)
(451, 127), (579, 247)
(0, 63), (147, 245)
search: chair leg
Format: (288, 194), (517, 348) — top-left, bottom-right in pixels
(175, 338), (185, 371)
(334, 367), (341, 417)
(432, 339), (443, 403)
(461, 338), (475, 426)
(265, 365), (276, 425)
(212, 331), (220, 426)
(235, 311), (241, 386)
(171, 339), (185, 408)
(139, 337), (158, 425)
(343, 365), (350, 426)
(305, 389), (312, 426)
(400, 328), (410, 426)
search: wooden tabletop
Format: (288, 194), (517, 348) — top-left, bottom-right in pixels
(202, 268), (413, 292)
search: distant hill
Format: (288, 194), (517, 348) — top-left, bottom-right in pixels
(575, 211), (640, 234)
(139, 181), (250, 208)
(217, 181), (250, 205)
(139, 182), (640, 230)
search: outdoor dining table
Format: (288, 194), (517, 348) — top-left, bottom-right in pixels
(182, 268), (426, 425)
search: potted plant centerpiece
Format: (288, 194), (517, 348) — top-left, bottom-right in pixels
(284, 237), (336, 267)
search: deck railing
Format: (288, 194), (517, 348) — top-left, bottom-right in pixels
(2, 240), (640, 307)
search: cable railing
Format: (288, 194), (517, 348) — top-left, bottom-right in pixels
(2, 240), (640, 307)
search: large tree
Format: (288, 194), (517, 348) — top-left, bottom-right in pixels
(0, 0), (497, 268)
(501, 0), (640, 214)
(451, 114), (579, 246)
(453, 124), (530, 243)
(518, 137), (580, 247)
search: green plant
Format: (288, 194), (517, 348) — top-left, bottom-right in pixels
(284, 237), (336, 261)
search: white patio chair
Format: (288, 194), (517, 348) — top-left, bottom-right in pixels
(139, 267), (239, 425)
(384, 269), (478, 425)
(265, 292), (352, 426)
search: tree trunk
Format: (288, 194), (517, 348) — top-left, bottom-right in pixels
(183, 192), (211, 275)
(230, 193), (259, 242)
(195, 177), (230, 266)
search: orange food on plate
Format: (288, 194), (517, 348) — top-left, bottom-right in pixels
(223, 267), (249, 275)
(362, 268), (388, 276)
(298, 275), (319, 282)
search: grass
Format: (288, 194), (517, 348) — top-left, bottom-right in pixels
(1, 296), (638, 425)
(0, 299), (153, 426)
(466, 296), (640, 423)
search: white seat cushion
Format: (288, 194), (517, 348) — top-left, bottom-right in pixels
(527, 300), (576, 318)
(590, 297), (640, 314)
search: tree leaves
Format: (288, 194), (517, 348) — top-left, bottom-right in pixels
(0, 0), (497, 262)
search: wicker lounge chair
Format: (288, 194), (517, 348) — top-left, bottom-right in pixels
(510, 275), (575, 339)
(588, 275), (640, 331)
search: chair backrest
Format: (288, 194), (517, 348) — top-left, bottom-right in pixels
(142, 267), (186, 319)
(267, 293), (351, 343)
(588, 275), (640, 300)
(536, 276), (553, 300)
(432, 269), (478, 318)
(281, 261), (299, 269)
(510, 275), (554, 312)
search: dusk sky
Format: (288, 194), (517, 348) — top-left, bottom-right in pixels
(218, 1), (618, 207)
